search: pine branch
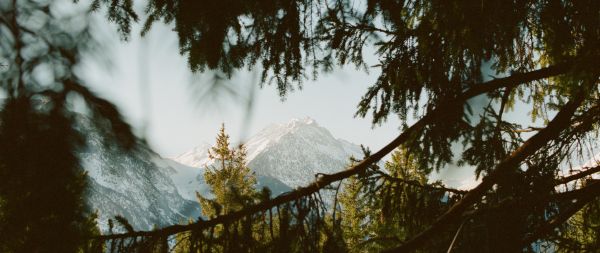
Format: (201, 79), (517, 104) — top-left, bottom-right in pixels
(555, 165), (600, 185)
(374, 170), (467, 195)
(461, 180), (600, 222)
(553, 180), (600, 202)
(385, 87), (587, 252)
(513, 127), (545, 133)
(92, 62), (575, 242)
(521, 181), (600, 247)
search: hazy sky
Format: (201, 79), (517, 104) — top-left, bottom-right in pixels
(80, 15), (402, 158)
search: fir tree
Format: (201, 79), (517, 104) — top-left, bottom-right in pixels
(339, 149), (451, 252)
(0, 98), (98, 253)
(198, 124), (258, 217)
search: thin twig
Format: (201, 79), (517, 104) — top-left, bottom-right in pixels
(446, 220), (466, 253)
(374, 170), (467, 195)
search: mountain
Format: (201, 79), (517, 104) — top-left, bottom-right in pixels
(170, 117), (364, 198)
(77, 118), (200, 232)
(170, 143), (212, 168)
(79, 117), (362, 232)
(244, 117), (363, 188)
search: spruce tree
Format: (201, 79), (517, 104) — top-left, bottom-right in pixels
(198, 124), (258, 217)
(339, 149), (451, 252)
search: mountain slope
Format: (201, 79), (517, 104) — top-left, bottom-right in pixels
(79, 117), (362, 231)
(163, 158), (292, 202)
(77, 119), (200, 231)
(171, 117), (363, 198)
(245, 117), (363, 188)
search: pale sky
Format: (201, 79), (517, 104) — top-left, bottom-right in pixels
(79, 15), (402, 158)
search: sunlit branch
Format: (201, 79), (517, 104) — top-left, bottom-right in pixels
(513, 127), (545, 133)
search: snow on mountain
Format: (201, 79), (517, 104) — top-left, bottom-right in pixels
(78, 116), (362, 232)
(245, 117), (363, 188)
(171, 117), (364, 196)
(165, 156), (292, 202)
(76, 118), (200, 232)
(156, 158), (212, 201)
(171, 143), (212, 168)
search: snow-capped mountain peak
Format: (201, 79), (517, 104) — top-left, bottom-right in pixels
(244, 117), (342, 161)
(245, 118), (362, 187)
(287, 116), (317, 128)
(172, 117), (363, 190)
(171, 142), (212, 168)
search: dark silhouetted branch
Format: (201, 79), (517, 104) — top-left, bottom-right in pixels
(521, 181), (600, 247)
(553, 180), (600, 202)
(555, 165), (600, 185)
(385, 89), (585, 253)
(374, 170), (467, 195)
(94, 62), (576, 242)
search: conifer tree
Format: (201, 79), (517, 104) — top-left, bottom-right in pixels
(198, 124), (258, 217)
(340, 149), (451, 252)
(339, 173), (369, 252)
(0, 98), (99, 253)
(0, 1), (113, 252)
(174, 125), (266, 252)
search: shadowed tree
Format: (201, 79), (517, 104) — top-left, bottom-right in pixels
(0, 0), (135, 252)
(0, 97), (99, 253)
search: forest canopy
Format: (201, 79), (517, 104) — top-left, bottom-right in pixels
(1, 0), (599, 252)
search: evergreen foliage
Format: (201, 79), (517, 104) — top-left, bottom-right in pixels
(0, 0), (598, 252)
(0, 97), (99, 253)
(198, 124), (259, 218)
(339, 149), (455, 252)
(90, 0), (599, 252)
(0, 0), (132, 252)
